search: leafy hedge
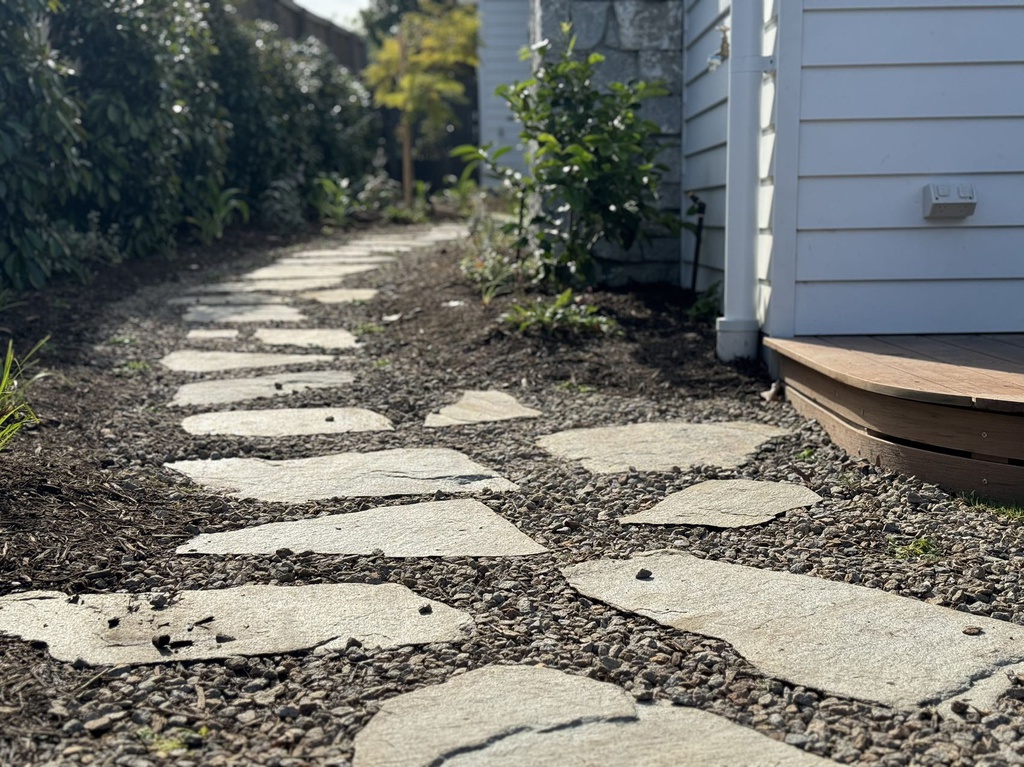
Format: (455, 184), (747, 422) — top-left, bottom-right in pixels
(0, 0), (377, 290)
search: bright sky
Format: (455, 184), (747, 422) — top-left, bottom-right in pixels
(292, 0), (369, 30)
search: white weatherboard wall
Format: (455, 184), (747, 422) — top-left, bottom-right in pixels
(682, 0), (731, 291)
(760, 0), (1024, 337)
(477, 0), (531, 185)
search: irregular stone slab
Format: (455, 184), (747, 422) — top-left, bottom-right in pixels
(282, 254), (396, 264)
(170, 293), (289, 306)
(300, 288), (379, 305)
(186, 329), (239, 341)
(253, 328), (359, 350)
(165, 448), (518, 502)
(182, 304), (306, 324)
(169, 370), (354, 407)
(181, 407), (393, 437)
(619, 480), (822, 528)
(353, 665), (834, 767)
(160, 350), (332, 373)
(0, 584), (471, 667)
(537, 421), (787, 473)
(241, 263), (379, 280)
(178, 499), (546, 557)
(563, 551), (1024, 709)
(196, 277), (346, 293)
(425, 390), (543, 427)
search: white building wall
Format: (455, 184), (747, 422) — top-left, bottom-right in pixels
(764, 0), (1024, 337)
(477, 0), (532, 185)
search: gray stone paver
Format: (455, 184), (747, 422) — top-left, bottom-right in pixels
(563, 551), (1024, 709)
(182, 304), (306, 324)
(169, 370), (355, 407)
(170, 293), (289, 306)
(300, 288), (379, 305)
(196, 278), (346, 293)
(424, 390), (543, 427)
(0, 584), (472, 666)
(253, 328), (359, 351)
(177, 499), (547, 557)
(353, 665), (835, 767)
(160, 350), (332, 373)
(165, 448), (518, 502)
(538, 421), (788, 473)
(186, 329), (239, 341)
(619, 479), (822, 527)
(180, 407), (393, 437)
(241, 263), (379, 281)
(281, 254), (396, 264)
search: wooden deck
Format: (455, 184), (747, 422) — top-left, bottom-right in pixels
(764, 335), (1024, 504)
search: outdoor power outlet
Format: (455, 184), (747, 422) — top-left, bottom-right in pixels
(923, 182), (977, 219)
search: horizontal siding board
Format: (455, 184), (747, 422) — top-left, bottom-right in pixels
(795, 280), (1024, 335)
(801, 65), (1024, 120)
(684, 66), (730, 117)
(803, 8), (1024, 66)
(797, 228), (1024, 282)
(685, 0), (731, 44)
(800, 119), (1024, 176)
(804, 0), (1024, 9)
(684, 103), (728, 155)
(796, 174), (1024, 230)
(684, 19), (730, 77)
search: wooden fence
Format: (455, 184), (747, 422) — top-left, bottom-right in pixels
(235, 0), (367, 71)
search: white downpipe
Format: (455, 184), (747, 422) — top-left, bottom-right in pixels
(716, 0), (766, 362)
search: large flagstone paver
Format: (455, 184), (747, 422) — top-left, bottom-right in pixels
(170, 293), (289, 306)
(180, 407), (393, 437)
(537, 421), (787, 473)
(619, 480), (822, 528)
(424, 390), (543, 428)
(177, 499), (546, 557)
(165, 448), (518, 502)
(196, 277), (346, 293)
(300, 288), (379, 305)
(182, 304), (306, 324)
(0, 584), (472, 666)
(241, 263), (380, 281)
(353, 665), (834, 767)
(160, 350), (332, 373)
(169, 370), (355, 407)
(253, 328), (359, 351)
(281, 253), (396, 264)
(186, 329), (239, 341)
(563, 551), (1024, 709)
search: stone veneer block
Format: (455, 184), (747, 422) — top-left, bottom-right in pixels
(537, 421), (787, 473)
(177, 499), (547, 557)
(160, 350), (332, 373)
(300, 288), (379, 305)
(182, 304), (306, 324)
(165, 448), (518, 502)
(619, 480), (822, 528)
(186, 329), (239, 341)
(353, 665), (835, 767)
(0, 584), (471, 666)
(564, 551), (1024, 710)
(424, 390), (543, 427)
(253, 328), (359, 351)
(169, 371), (354, 407)
(180, 407), (393, 437)
(241, 263), (379, 281)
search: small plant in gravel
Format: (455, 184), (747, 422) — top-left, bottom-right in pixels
(503, 289), (617, 336)
(186, 180), (250, 245)
(356, 322), (386, 336)
(888, 536), (942, 560)
(796, 447), (815, 460)
(963, 494), (1024, 521)
(0, 337), (48, 451)
(460, 210), (541, 305)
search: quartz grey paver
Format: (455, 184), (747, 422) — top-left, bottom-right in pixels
(186, 329), (239, 341)
(253, 328), (359, 351)
(300, 288), (379, 305)
(619, 479), (822, 528)
(281, 253), (396, 264)
(353, 665), (835, 767)
(0, 584), (472, 666)
(170, 293), (289, 306)
(159, 350), (332, 373)
(241, 263), (380, 281)
(537, 421), (787, 473)
(177, 499), (546, 557)
(424, 390), (543, 427)
(180, 407), (393, 437)
(169, 370), (355, 407)
(563, 551), (1024, 709)
(182, 304), (306, 324)
(165, 448), (518, 502)
(195, 277), (346, 293)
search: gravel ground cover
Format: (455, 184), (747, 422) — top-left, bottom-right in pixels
(2, 223), (1024, 766)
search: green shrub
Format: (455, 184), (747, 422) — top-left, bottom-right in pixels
(503, 289), (617, 335)
(259, 176), (306, 234)
(0, 337), (48, 452)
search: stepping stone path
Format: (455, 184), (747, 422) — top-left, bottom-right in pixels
(564, 551), (1024, 709)
(177, 499), (547, 557)
(165, 448), (518, 502)
(180, 407), (393, 437)
(537, 421), (788, 473)
(424, 389), (542, 427)
(619, 479), (822, 527)
(353, 665), (834, 767)
(6, 222), (1008, 762)
(0, 584), (471, 666)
